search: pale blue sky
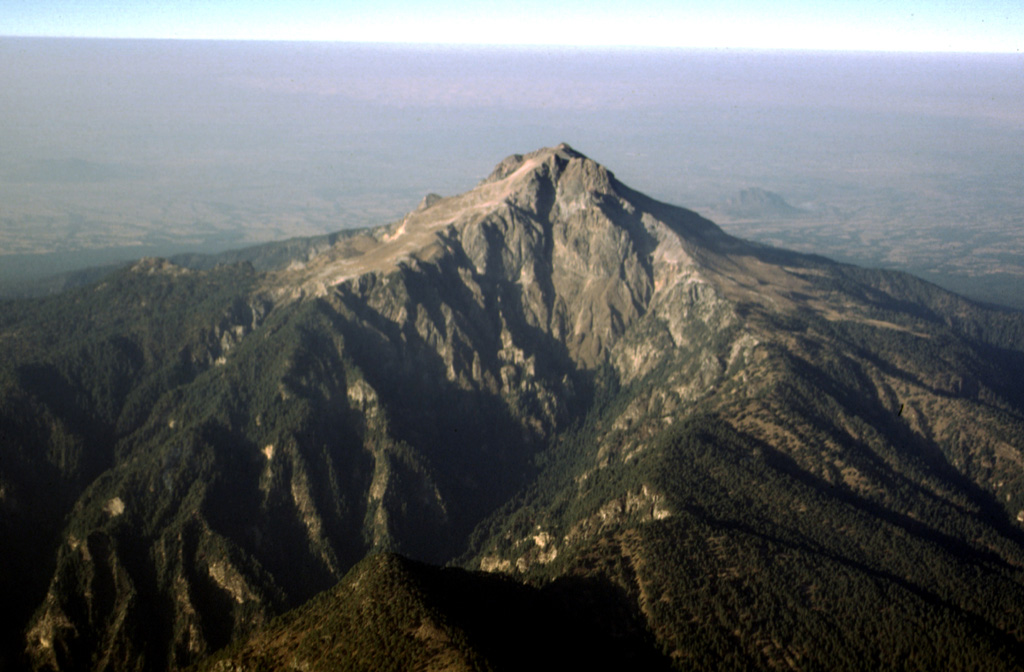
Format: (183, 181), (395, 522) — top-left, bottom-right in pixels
(2, 0), (1022, 52)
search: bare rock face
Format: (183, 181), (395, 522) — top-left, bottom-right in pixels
(285, 144), (734, 372)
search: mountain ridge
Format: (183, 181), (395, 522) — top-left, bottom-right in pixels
(2, 145), (1023, 670)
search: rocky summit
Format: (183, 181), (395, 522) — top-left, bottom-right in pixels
(2, 145), (1024, 671)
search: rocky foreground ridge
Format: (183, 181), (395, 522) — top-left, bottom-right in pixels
(2, 145), (1024, 670)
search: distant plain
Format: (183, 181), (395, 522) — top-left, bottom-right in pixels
(1, 39), (1021, 306)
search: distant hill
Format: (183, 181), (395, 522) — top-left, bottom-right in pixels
(2, 145), (1024, 671)
(720, 187), (806, 219)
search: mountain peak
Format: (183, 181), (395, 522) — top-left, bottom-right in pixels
(273, 145), (731, 305)
(479, 143), (597, 186)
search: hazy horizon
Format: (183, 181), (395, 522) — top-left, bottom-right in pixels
(1, 38), (1022, 306)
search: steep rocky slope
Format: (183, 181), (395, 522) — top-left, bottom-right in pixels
(2, 145), (1023, 670)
